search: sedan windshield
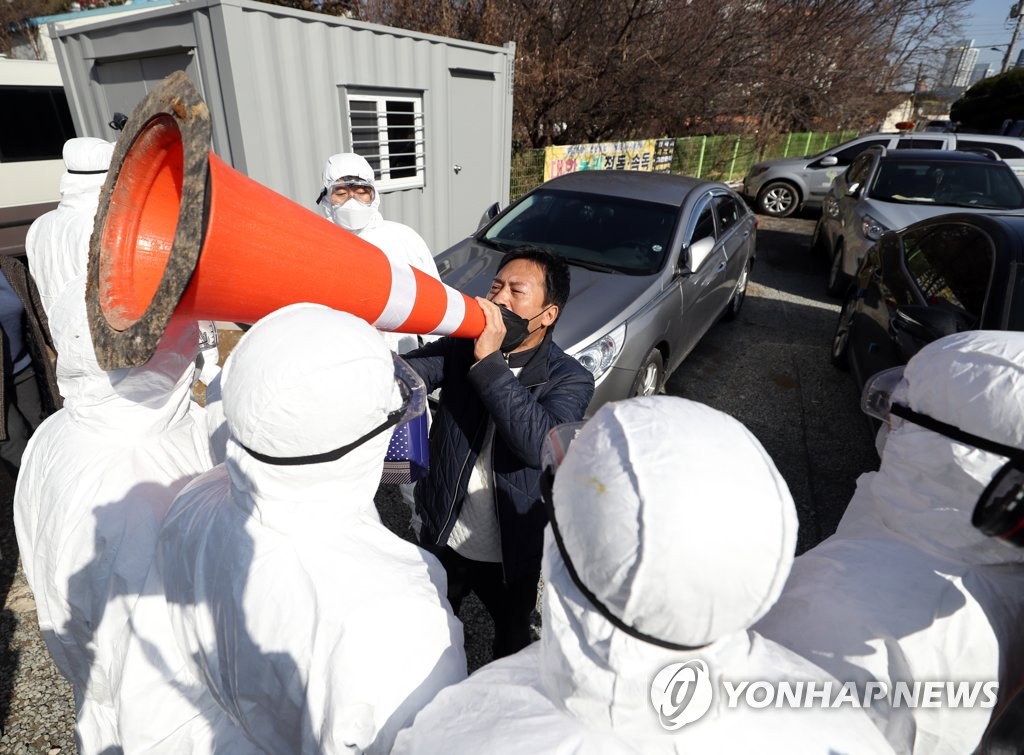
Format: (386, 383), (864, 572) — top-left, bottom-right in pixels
(868, 161), (1024, 210)
(481, 189), (678, 275)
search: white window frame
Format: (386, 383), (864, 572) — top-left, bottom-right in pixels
(346, 91), (425, 191)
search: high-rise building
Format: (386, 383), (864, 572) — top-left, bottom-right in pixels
(940, 40), (980, 88)
(969, 62), (994, 85)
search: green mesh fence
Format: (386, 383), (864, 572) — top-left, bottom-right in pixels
(508, 130), (860, 199)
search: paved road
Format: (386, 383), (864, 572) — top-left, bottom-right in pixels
(663, 212), (879, 552)
(0, 211), (881, 751)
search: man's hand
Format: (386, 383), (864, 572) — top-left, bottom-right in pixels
(473, 296), (507, 362)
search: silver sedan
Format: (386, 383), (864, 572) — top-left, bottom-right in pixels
(435, 170), (757, 414)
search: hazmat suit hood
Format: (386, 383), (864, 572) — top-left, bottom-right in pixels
(26, 137), (114, 314)
(540, 397), (797, 734)
(47, 274), (199, 434)
(222, 303), (404, 520)
(318, 152), (382, 233)
(838, 330), (1024, 566)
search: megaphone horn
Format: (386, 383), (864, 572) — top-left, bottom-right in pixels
(87, 70), (485, 371)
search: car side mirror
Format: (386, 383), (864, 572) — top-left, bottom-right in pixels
(685, 236), (715, 272)
(818, 155), (838, 167)
(889, 304), (976, 362)
(477, 202), (501, 230)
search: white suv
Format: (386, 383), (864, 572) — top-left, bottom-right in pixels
(742, 132), (1024, 218)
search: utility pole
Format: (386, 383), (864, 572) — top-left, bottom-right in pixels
(1002, 2), (1024, 73)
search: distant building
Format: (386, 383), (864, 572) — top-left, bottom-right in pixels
(940, 40), (980, 88)
(969, 62), (994, 86)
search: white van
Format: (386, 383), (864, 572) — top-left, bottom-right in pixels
(0, 57), (76, 256)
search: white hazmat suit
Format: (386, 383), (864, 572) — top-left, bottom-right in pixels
(756, 330), (1024, 754)
(115, 303), (466, 753)
(393, 396), (894, 754)
(318, 152), (440, 355)
(12, 275), (212, 754)
(25, 137), (114, 314)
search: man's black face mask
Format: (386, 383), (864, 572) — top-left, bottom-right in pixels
(498, 304), (553, 353)
(499, 306), (531, 353)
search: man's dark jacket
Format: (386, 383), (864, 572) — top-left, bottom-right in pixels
(403, 331), (594, 581)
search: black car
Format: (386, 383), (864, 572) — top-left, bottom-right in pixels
(831, 213), (1024, 389)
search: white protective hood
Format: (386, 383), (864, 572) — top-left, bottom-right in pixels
(394, 397), (893, 754)
(756, 331), (1024, 754)
(319, 152), (382, 232)
(115, 304), (466, 753)
(25, 137), (114, 315)
(12, 276), (212, 754)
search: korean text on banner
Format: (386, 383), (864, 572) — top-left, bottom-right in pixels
(544, 139), (657, 181)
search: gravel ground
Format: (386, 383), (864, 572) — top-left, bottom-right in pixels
(0, 212), (875, 749)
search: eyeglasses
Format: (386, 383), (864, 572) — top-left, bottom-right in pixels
(241, 352), (426, 466)
(539, 421), (709, 651)
(861, 365), (1024, 546)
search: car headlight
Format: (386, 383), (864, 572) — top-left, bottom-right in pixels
(571, 323), (627, 380)
(824, 195), (839, 219)
(861, 214), (888, 241)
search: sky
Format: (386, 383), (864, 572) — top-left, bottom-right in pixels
(961, 0), (1020, 67)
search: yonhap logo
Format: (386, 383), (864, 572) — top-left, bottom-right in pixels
(650, 659), (714, 730)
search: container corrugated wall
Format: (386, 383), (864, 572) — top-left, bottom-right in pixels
(49, 0), (514, 253)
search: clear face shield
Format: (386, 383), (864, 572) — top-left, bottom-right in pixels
(539, 421), (708, 651)
(241, 352), (426, 466)
(861, 366), (1024, 546)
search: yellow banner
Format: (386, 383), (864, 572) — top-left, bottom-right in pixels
(544, 139), (658, 181)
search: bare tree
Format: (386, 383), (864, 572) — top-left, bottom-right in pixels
(351, 0), (974, 145)
(0, 0), (72, 58)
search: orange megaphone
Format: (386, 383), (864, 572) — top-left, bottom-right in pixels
(86, 70), (485, 370)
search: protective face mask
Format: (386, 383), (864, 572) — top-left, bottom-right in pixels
(499, 304), (553, 353)
(499, 307), (530, 352)
(330, 197), (376, 232)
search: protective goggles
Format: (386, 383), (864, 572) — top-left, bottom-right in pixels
(861, 366), (1024, 546)
(241, 353), (426, 466)
(316, 175), (376, 205)
(539, 422), (709, 651)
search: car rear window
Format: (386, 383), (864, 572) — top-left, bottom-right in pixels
(483, 189), (678, 275)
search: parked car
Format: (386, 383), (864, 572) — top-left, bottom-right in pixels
(434, 170), (756, 414)
(742, 131), (1024, 218)
(814, 147), (1024, 297)
(830, 213), (1024, 391)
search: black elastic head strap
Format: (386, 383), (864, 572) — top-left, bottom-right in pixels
(890, 404), (1024, 462)
(241, 406), (403, 466)
(67, 169), (108, 175)
(540, 468), (708, 652)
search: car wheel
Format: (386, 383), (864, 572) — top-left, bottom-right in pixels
(631, 348), (664, 397)
(722, 260), (751, 322)
(826, 242), (850, 298)
(831, 290), (857, 370)
(756, 181), (799, 218)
